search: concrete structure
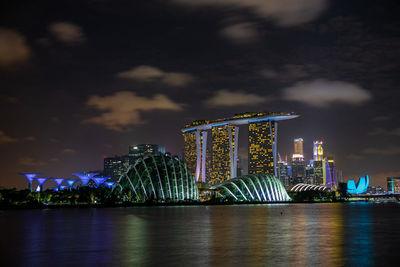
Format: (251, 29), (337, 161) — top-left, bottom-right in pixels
(182, 112), (299, 185)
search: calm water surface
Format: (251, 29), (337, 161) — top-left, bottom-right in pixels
(1, 202), (399, 266)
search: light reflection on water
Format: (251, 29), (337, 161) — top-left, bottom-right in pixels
(1, 203), (399, 266)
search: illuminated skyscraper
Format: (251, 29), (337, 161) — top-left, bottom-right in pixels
(248, 121), (276, 175)
(183, 130), (207, 183)
(209, 125), (238, 186)
(324, 157), (336, 188)
(313, 160), (324, 185)
(292, 138), (304, 161)
(181, 112), (299, 186)
(313, 141), (323, 161)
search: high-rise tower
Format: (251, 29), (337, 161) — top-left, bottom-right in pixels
(313, 141), (323, 161)
(183, 130), (207, 183)
(292, 138), (304, 161)
(209, 125), (238, 185)
(248, 121), (276, 175)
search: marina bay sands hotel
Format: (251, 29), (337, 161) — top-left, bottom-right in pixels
(182, 112), (299, 186)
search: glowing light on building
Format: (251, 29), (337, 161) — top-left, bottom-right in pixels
(292, 138), (304, 161)
(313, 140), (324, 161)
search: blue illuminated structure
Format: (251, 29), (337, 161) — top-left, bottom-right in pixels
(52, 178), (64, 190)
(35, 178), (48, 192)
(347, 175), (369, 194)
(65, 179), (77, 188)
(19, 173), (42, 192)
(72, 172), (99, 186)
(92, 176), (110, 186)
(105, 181), (115, 188)
(60, 185), (67, 190)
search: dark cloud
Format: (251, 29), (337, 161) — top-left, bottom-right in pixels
(282, 79), (372, 107)
(49, 22), (86, 44)
(0, 28), (31, 69)
(204, 89), (269, 107)
(83, 91), (183, 131)
(116, 66), (195, 86)
(171, 0), (329, 26)
(0, 130), (17, 144)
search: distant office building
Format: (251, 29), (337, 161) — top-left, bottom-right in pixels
(277, 161), (290, 187)
(248, 121), (276, 175)
(104, 144), (165, 181)
(291, 158), (306, 184)
(313, 160), (324, 185)
(313, 141), (323, 161)
(292, 138), (304, 161)
(367, 186), (384, 194)
(324, 157), (336, 188)
(305, 164), (314, 184)
(209, 125), (239, 186)
(387, 177), (400, 193)
(129, 144), (165, 156)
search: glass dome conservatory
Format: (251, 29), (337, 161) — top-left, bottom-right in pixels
(114, 154), (199, 202)
(211, 174), (291, 202)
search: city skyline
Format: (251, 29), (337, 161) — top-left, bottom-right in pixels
(1, 0), (400, 189)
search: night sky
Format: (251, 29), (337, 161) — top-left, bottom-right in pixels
(1, 0), (399, 189)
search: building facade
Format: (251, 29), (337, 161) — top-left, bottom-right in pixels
(387, 177), (400, 193)
(248, 121), (276, 175)
(209, 125), (238, 186)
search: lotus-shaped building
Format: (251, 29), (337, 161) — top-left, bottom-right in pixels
(211, 174), (291, 202)
(114, 154), (199, 202)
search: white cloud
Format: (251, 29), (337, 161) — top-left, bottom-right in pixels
(117, 65), (194, 86)
(171, 0), (328, 26)
(220, 22), (259, 43)
(0, 28), (31, 69)
(0, 130), (17, 144)
(19, 156), (48, 167)
(83, 91), (183, 131)
(282, 79), (372, 107)
(49, 22), (86, 44)
(204, 89), (268, 107)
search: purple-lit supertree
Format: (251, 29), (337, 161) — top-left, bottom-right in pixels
(72, 172), (99, 186)
(105, 181), (115, 189)
(65, 179), (77, 189)
(52, 178), (65, 191)
(35, 178), (48, 192)
(92, 176), (110, 186)
(19, 173), (42, 192)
